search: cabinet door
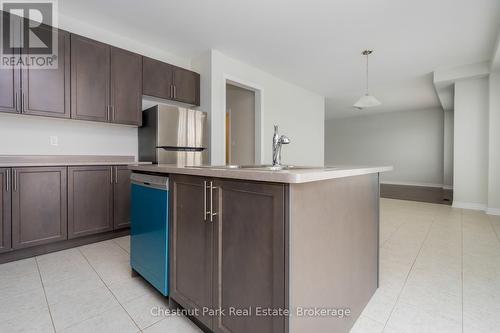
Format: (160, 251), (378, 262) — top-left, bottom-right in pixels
(11, 167), (67, 249)
(170, 175), (214, 330)
(22, 28), (70, 118)
(0, 12), (21, 114)
(71, 34), (110, 122)
(213, 179), (286, 333)
(173, 67), (200, 106)
(110, 47), (142, 125)
(68, 166), (113, 239)
(142, 57), (173, 100)
(113, 166), (131, 229)
(0, 168), (12, 253)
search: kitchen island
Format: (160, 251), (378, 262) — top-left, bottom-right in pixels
(129, 164), (391, 333)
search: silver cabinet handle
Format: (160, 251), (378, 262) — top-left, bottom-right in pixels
(110, 167), (113, 184)
(13, 169), (17, 192)
(203, 180), (208, 221)
(111, 105), (115, 121)
(114, 166), (118, 184)
(14, 92), (18, 112)
(5, 169), (9, 192)
(209, 181), (217, 222)
(106, 105), (110, 121)
(21, 92), (25, 113)
(173, 85), (176, 99)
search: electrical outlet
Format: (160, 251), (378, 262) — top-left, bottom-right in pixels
(49, 136), (59, 146)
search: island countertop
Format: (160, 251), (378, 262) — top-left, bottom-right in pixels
(129, 164), (392, 184)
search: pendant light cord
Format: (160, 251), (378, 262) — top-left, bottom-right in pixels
(365, 53), (369, 95)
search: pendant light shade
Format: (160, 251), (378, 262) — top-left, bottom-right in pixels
(353, 50), (381, 110)
(353, 94), (381, 109)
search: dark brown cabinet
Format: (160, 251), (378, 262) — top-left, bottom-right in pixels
(172, 67), (200, 106)
(213, 179), (286, 333)
(68, 166), (113, 239)
(0, 65), (20, 114)
(0, 12), (20, 114)
(170, 175), (286, 333)
(110, 47), (142, 125)
(170, 175), (214, 329)
(71, 34), (110, 122)
(0, 168), (12, 253)
(22, 28), (70, 118)
(11, 167), (67, 249)
(142, 57), (174, 100)
(143, 57), (200, 106)
(113, 166), (131, 229)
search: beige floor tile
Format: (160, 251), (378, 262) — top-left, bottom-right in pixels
(108, 275), (158, 304)
(114, 235), (131, 253)
(143, 315), (203, 333)
(58, 305), (139, 333)
(386, 300), (462, 333)
(0, 287), (48, 321)
(49, 285), (120, 331)
(37, 248), (95, 284)
(90, 258), (134, 285)
(43, 271), (105, 305)
(0, 258), (43, 297)
(349, 315), (385, 333)
(121, 291), (170, 329)
(80, 240), (129, 264)
(0, 306), (55, 333)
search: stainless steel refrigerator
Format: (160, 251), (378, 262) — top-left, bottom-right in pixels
(138, 105), (208, 165)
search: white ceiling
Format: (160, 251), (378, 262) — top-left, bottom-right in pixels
(60, 0), (500, 118)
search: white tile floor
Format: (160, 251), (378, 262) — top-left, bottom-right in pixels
(1, 198), (499, 332)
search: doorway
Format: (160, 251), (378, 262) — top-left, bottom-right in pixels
(225, 84), (256, 165)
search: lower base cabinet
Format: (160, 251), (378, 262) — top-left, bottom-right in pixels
(0, 168), (12, 253)
(68, 166), (114, 239)
(113, 166), (132, 229)
(170, 175), (286, 333)
(11, 167), (68, 249)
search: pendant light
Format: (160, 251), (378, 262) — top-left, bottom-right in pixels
(353, 50), (381, 110)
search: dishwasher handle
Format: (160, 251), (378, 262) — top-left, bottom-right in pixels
(131, 173), (169, 190)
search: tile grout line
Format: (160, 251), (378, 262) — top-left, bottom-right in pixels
(381, 211), (438, 332)
(77, 248), (143, 332)
(34, 256), (57, 333)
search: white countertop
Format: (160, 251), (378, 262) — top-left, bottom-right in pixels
(129, 164), (393, 184)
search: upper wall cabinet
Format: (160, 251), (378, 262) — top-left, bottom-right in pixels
(143, 57), (200, 106)
(0, 13), (70, 118)
(23, 28), (71, 118)
(71, 34), (111, 122)
(71, 35), (142, 125)
(110, 47), (142, 125)
(142, 57), (174, 100)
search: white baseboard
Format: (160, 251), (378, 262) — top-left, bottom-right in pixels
(452, 201), (487, 211)
(486, 208), (500, 216)
(381, 181), (453, 190)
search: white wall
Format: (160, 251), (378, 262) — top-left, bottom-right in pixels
(443, 110), (454, 188)
(193, 50), (325, 166)
(453, 77), (489, 209)
(488, 71), (500, 213)
(0, 113), (137, 157)
(325, 108), (444, 186)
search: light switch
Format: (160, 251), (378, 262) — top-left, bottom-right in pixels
(50, 136), (59, 146)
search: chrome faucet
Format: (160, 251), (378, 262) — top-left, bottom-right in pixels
(272, 125), (290, 167)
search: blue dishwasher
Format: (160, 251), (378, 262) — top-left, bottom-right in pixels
(130, 173), (169, 296)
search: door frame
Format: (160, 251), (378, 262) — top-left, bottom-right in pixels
(223, 75), (263, 164)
